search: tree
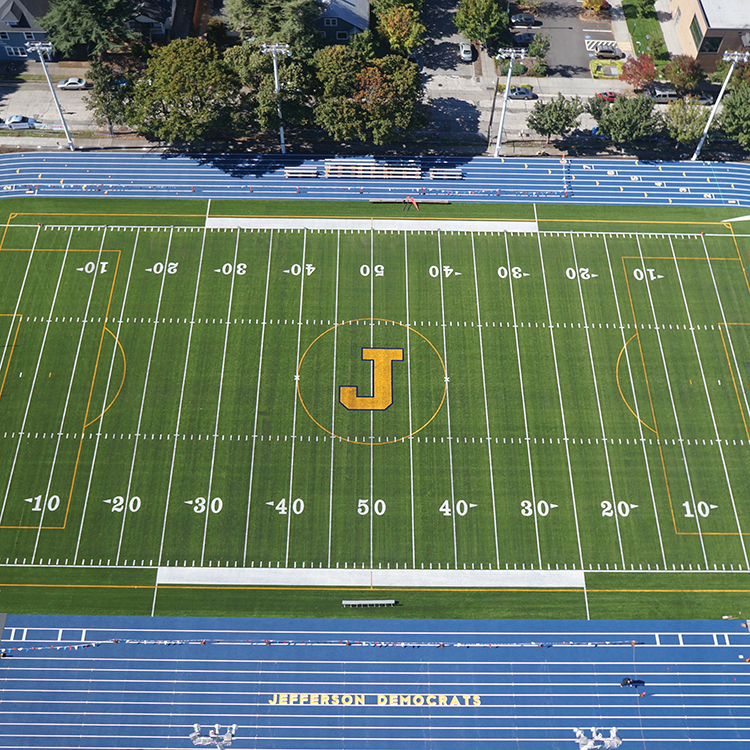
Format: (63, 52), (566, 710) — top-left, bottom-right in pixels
(128, 39), (245, 143)
(314, 45), (366, 98)
(454, 0), (506, 50)
(40, 0), (135, 55)
(224, 0), (319, 52)
(662, 98), (709, 145)
(720, 80), (750, 149)
(598, 94), (661, 143)
(83, 59), (133, 135)
(378, 5), (425, 56)
(526, 94), (584, 144)
(582, 0), (606, 11)
(349, 30), (384, 61)
(663, 55), (704, 93)
(619, 53), (656, 91)
(527, 34), (550, 60)
(372, 0), (423, 16)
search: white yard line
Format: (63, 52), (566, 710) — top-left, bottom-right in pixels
(668, 237), (749, 569)
(404, 231), (416, 569)
(635, 235), (708, 567)
(0, 226), (40, 377)
(284, 230), (307, 566)
(200, 228), (240, 565)
(326, 231), (340, 568)
(568, 234), (624, 569)
(245, 230), (275, 567)
(1, 229), (88, 527)
(470, 234), (499, 567)
(536, 220), (589, 618)
(602, 235), (666, 568)
(115, 228), (174, 564)
(436, 232), (458, 568)
(504, 233), (542, 571)
(70, 230), (138, 563)
(369, 229), (374, 570)
(153, 226), (209, 597)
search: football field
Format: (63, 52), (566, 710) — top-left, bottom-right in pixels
(1, 201), (750, 617)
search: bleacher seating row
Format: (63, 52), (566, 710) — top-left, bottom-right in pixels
(324, 159), (421, 180)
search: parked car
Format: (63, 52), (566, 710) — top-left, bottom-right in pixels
(459, 41), (473, 61)
(510, 12), (536, 27)
(644, 86), (680, 103)
(685, 91), (715, 105)
(57, 77), (90, 90)
(513, 32), (536, 46)
(595, 46), (623, 59)
(6, 115), (36, 129)
(507, 85), (536, 100)
(596, 91), (621, 103)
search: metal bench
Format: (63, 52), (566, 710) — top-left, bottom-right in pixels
(342, 599), (397, 607)
(428, 169), (463, 180)
(284, 167), (318, 178)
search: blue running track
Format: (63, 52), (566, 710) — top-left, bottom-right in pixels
(2, 614), (750, 749)
(0, 153), (748, 207)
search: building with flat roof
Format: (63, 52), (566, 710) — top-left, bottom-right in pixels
(669, 0), (750, 71)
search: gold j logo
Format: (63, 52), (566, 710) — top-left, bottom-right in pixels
(339, 348), (404, 411)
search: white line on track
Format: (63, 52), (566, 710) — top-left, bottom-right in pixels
(471, 234), (499, 567)
(326, 231), (340, 568)
(569, 234), (624, 569)
(504, 233), (542, 571)
(602, 236), (666, 568)
(536, 213), (589, 618)
(404, 231), (416, 569)
(635, 236), (709, 566)
(246, 230), (275, 567)
(72, 230), (139, 562)
(669, 237), (749, 568)
(436, 232), (458, 568)
(155, 226), (208, 582)
(116, 228), (174, 565)
(200, 228), (240, 565)
(284, 230), (307, 566)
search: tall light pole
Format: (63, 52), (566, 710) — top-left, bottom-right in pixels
(691, 50), (750, 162)
(261, 42), (291, 154)
(25, 41), (74, 152)
(493, 47), (525, 157)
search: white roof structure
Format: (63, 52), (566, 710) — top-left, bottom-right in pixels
(699, 0), (750, 29)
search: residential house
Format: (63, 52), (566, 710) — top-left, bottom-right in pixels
(0, 0), (47, 60)
(314, 0), (369, 43)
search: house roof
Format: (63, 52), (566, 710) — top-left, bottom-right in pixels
(319, 0), (369, 31)
(699, 0), (750, 30)
(0, 0), (48, 29)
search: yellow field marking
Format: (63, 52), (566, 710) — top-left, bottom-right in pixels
(615, 333), (656, 434)
(83, 327), (126, 429)
(297, 319), (446, 446)
(339, 348), (403, 410)
(0, 582), (153, 589)
(63, 250), (121, 529)
(589, 588), (750, 593)
(540, 218), (730, 226)
(0, 314), (21, 401)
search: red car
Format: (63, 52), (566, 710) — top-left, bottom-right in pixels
(596, 91), (620, 103)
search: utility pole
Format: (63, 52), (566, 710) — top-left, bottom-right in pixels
(493, 48), (526, 157)
(691, 50), (750, 162)
(261, 42), (291, 154)
(26, 41), (74, 151)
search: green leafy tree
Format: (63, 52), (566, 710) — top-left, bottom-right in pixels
(526, 94), (584, 144)
(720, 80), (750, 149)
(454, 0), (506, 50)
(314, 45), (366, 97)
(83, 59), (133, 135)
(527, 34), (550, 60)
(224, 0), (319, 52)
(348, 30), (384, 61)
(40, 0), (135, 55)
(663, 55), (704, 93)
(372, 0), (423, 16)
(128, 38), (245, 143)
(662, 98), (708, 145)
(378, 5), (425, 55)
(598, 94), (661, 143)
(619, 53), (656, 90)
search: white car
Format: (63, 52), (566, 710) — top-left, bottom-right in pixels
(6, 115), (36, 129)
(57, 77), (90, 90)
(459, 41), (473, 62)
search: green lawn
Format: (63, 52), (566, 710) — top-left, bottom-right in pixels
(0, 199), (749, 618)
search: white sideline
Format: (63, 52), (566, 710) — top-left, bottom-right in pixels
(156, 567), (585, 588)
(206, 217), (539, 233)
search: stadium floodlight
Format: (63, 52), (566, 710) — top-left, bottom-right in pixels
(261, 42), (292, 154)
(25, 42), (74, 152)
(492, 48), (526, 158)
(690, 50), (750, 162)
(189, 723), (238, 749)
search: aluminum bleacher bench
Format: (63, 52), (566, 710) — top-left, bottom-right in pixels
(324, 159), (421, 180)
(342, 599), (397, 607)
(284, 167), (318, 178)
(428, 169), (463, 180)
